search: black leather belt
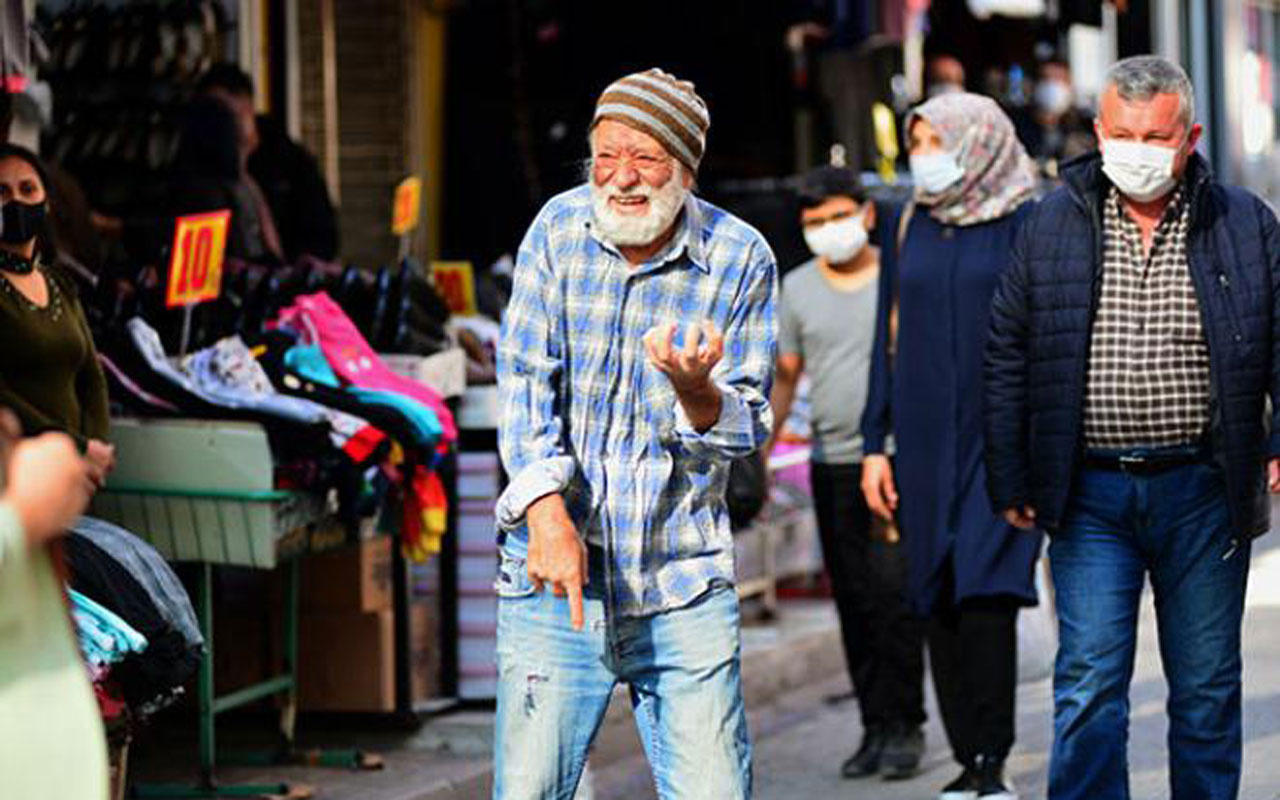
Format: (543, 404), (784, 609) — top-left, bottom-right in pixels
(1083, 449), (1209, 476)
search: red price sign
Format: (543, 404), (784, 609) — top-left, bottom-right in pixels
(431, 261), (477, 316)
(166, 211), (231, 309)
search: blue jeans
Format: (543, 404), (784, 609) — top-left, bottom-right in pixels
(492, 537), (751, 799)
(1048, 459), (1250, 800)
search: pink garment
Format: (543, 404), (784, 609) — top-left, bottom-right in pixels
(277, 292), (458, 442)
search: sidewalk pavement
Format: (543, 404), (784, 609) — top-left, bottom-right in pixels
(128, 598), (846, 800)
(739, 533), (1280, 800)
(131, 534), (1280, 800)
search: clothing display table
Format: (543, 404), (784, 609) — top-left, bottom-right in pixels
(91, 419), (380, 799)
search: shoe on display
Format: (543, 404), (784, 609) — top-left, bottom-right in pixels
(975, 755), (1018, 800)
(879, 723), (925, 780)
(840, 727), (885, 779)
(938, 765), (981, 800)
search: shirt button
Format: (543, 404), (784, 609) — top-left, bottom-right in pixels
(1235, 334), (1243, 342)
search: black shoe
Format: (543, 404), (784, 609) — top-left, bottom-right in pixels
(975, 755), (1018, 799)
(840, 728), (885, 779)
(938, 765), (980, 800)
(824, 689), (857, 706)
(879, 724), (925, 780)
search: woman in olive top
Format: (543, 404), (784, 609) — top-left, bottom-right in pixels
(0, 144), (114, 484)
(0, 417), (105, 799)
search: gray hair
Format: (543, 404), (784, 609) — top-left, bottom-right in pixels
(1105, 55), (1196, 128)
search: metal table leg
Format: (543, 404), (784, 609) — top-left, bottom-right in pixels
(131, 559), (377, 799)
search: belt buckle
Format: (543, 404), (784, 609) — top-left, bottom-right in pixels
(1117, 454), (1150, 473)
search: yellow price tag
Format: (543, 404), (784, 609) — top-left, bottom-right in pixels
(392, 177), (423, 236)
(872, 102), (900, 185)
(431, 261), (477, 316)
(165, 210), (231, 308)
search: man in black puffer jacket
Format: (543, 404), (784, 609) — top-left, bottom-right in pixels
(985, 55), (1280, 800)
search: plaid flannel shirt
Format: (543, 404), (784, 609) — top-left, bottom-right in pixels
(1084, 186), (1210, 450)
(495, 185), (777, 617)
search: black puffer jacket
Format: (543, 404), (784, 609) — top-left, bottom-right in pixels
(984, 152), (1280, 537)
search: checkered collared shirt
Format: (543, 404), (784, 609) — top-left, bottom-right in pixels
(495, 185), (777, 617)
(1083, 185), (1211, 450)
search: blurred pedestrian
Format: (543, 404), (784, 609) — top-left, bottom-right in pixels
(926, 54), (967, 97)
(169, 95), (283, 264)
(0, 414), (104, 800)
(862, 92), (1042, 800)
(769, 165), (926, 781)
(1024, 60), (1096, 170)
(985, 54), (1280, 800)
(196, 64), (340, 263)
(493, 68), (776, 799)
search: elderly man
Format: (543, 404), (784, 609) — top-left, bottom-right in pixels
(493, 69), (776, 799)
(985, 55), (1280, 800)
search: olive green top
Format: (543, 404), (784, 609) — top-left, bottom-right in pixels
(0, 265), (109, 447)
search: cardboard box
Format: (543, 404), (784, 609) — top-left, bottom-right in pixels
(301, 536), (393, 613)
(410, 601), (441, 703)
(298, 607), (395, 712)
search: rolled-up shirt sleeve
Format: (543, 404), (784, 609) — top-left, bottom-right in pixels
(673, 240), (778, 459)
(495, 215), (577, 531)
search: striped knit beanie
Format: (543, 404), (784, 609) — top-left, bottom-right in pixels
(592, 68), (710, 172)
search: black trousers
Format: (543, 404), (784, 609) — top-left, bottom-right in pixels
(810, 462), (926, 730)
(928, 566), (1020, 765)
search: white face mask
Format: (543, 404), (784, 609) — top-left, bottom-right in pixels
(803, 211), (869, 265)
(909, 151), (966, 195)
(1100, 138), (1183, 203)
(1035, 81), (1073, 116)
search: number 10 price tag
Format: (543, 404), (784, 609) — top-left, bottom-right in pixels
(166, 210), (231, 309)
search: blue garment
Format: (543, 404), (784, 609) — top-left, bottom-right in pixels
(348, 388), (442, 444)
(69, 588), (148, 669)
(285, 343), (442, 445)
(1048, 458), (1247, 800)
(863, 205), (1041, 615)
(491, 536), (750, 799)
(496, 186), (777, 617)
(985, 153), (1280, 537)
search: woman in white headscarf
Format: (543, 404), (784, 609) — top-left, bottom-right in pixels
(861, 92), (1042, 800)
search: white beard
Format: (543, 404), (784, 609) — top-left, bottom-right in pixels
(590, 165), (689, 247)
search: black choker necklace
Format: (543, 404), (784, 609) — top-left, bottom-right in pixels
(0, 250), (36, 275)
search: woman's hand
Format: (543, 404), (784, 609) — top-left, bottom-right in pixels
(861, 454), (899, 521)
(85, 439), (116, 488)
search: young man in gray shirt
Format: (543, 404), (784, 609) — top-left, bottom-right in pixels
(770, 166), (926, 782)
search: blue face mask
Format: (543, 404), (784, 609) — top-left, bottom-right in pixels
(909, 151), (966, 195)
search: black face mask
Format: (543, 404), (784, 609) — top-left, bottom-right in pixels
(0, 200), (48, 245)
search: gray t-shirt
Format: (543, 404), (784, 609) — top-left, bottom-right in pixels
(778, 259), (879, 464)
